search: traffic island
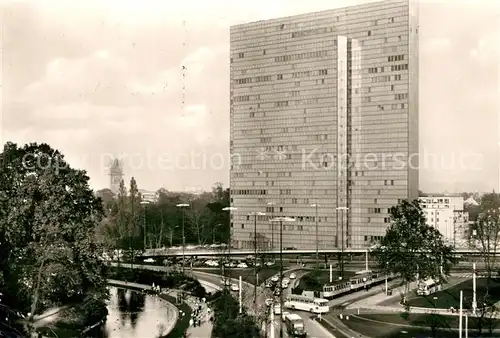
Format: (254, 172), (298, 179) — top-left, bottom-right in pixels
(342, 313), (500, 338)
(407, 278), (500, 310)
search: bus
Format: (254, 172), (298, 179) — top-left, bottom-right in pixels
(284, 294), (329, 314)
(284, 313), (307, 337)
(416, 278), (441, 296)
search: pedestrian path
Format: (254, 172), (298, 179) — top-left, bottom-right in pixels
(184, 296), (213, 338)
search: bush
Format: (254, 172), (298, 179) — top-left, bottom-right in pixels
(210, 289), (260, 338)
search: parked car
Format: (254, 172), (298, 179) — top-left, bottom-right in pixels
(265, 261), (275, 267)
(237, 262), (248, 268)
(273, 304), (281, 314)
(231, 284), (239, 292)
(271, 275), (279, 282)
(289, 273), (296, 279)
(265, 280), (274, 288)
(265, 298), (274, 307)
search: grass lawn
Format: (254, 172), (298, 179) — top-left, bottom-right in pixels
(341, 314), (500, 338)
(195, 266), (282, 285)
(408, 278), (500, 309)
(356, 313), (500, 331)
(298, 269), (356, 291)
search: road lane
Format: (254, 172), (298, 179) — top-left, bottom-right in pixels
(272, 270), (335, 338)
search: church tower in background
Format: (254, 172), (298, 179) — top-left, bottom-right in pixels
(109, 158), (124, 195)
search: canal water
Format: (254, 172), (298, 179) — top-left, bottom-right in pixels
(102, 287), (177, 338)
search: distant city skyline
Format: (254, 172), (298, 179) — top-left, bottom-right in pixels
(2, 0), (499, 193)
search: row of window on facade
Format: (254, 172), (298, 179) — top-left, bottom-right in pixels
(368, 63), (408, 74)
(274, 50), (328, 63)
(234, 65), (405, 88)
(232, 189), (268, 195)
(244, 213), (329, 223)
(246, 96), (407, 113)
(365, 235), (383, 242)
(372, 74), (402, 83)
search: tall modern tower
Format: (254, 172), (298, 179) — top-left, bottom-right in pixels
(229, 0), (419, 249)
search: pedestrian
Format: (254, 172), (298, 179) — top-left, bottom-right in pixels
(189, 318), (193, 327)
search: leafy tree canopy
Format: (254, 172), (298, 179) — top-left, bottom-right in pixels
(0, 142), (108, 331)
(373, 200), (457, 288)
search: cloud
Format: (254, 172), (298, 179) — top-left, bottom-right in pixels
(470, 33), (500, 63)
(424, 37), (451, 53)
(2, 0), (499, 193)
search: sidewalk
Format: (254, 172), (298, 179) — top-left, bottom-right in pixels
(184, 295), (213, 338)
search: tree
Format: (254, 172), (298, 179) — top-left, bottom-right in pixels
(470, 193), (500, 334)
(474, 208), (500, 280)
(210, 289), (260, 338)
(373, 200), (457, 300)
(187, 193), (213, 245)
(128, 177), (142, 251)
(0, 142), (108, 334)
(95, 188), (115, 213)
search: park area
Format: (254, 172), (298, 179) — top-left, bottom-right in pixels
(339, 313), (500, 338)
(297, 269), (356, 291)
(407, 278), (500, 309)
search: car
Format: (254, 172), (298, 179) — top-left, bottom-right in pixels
(283, 278), (290, 284)
(221, 278), (231, 286)
(265, 280), (273, 288)
(273, 304), (281, 314)
(281, 311), (290, 321)
(271, 275), (279, 282)
(289, 273), (296, 279)
(265, 298), (274, 307)
(231, 284), (239, 292)
(265, 261), (275, 266)
(237, 262), (248, 268)
(274, 288), (281, 296)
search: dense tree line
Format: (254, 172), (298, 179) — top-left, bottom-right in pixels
(95, 181), (231, 252)
(0, 142), (109, 335)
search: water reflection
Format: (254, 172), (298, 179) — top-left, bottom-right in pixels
(103, 287), (176, 338)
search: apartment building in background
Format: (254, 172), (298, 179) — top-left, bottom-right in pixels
(229, 0), (419, 249)
(419, 196), (469, 247)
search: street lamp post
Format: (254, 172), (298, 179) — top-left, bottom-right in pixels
(311, 204), (319, 268)
(223, 206), (238, 280)
(249, 211), (266, 312)
(267, 202), (275, 252)
(270, 216), (295, 338)
(176, 203), (189, 274)
(140, 201), (150, 250)
(336, 207), (349, 279)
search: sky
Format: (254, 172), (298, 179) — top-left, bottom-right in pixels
(1, 0), (499, 194)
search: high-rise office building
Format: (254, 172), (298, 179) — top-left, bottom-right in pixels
(229, 0), (419, 249)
